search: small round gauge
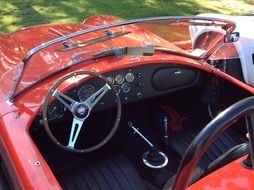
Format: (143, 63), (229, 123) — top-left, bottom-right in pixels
(115, 74), (124, 85)
(121, 83), (130, 93)
(106, 76), (115, 84)
(125, 72), (135, 82)
(114, 85), (121, 95)
(78, 84), (96, 102)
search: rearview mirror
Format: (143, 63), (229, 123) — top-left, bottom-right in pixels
(224, 32), (240, 43)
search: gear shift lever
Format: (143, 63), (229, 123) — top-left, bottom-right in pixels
(127, 122), (168, 169)
(163, 117), (169, 149)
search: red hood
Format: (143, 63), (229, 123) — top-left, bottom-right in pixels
(0, 23), (89, 74)
(0, 15), (122, 74)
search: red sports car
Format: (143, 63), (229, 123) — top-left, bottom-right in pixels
(0, 15), (254, 190)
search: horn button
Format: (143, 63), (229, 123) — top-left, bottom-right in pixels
(73, 103), (89, 119)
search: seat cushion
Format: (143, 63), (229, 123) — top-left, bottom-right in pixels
(57, 155), (148, 190)
(168, 121), (246, 169)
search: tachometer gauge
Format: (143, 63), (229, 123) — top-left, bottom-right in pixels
(78, 85), (96, 102)
(115, 74), (125, 84)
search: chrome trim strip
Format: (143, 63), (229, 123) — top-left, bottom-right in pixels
(8, 16), (235, 103)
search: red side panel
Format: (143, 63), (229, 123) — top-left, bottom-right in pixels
(188, 156), (254, 190)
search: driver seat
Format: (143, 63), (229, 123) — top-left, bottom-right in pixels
(57, 155), (158, 190)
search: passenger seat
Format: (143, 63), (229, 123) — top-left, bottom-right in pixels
(151, 104), (247, 170)
(168, 122), (246, 169)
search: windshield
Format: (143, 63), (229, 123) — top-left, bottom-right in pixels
(0, 16), (234, 102)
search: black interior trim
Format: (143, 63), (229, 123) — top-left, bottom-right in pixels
(171, 96), (254, 190)
(57, 155), (148, 190)
(0, 156), (12, 190)
(206, 143), (248, 173)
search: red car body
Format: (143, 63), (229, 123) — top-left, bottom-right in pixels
(0, 15), (254, 190)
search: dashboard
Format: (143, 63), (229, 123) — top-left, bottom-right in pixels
(47, 64), (202, 121)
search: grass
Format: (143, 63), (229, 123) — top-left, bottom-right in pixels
(0, 0), (254, 33)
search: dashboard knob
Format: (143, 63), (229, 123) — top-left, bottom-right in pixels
(136, 92), (142, 99)
(137, 72), (144, 78)
(138, 83), (144, 88)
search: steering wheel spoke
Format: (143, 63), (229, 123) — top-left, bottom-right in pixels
(84, 84), (111, 109)
(67, 117), (85, 149)
(54, 90), (77, 111)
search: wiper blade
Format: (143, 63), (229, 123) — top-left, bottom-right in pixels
(72, 47), (155, 63)
(56, 31), (131, 52)
(93, 48), (126, 58)
(93, 46), (155, 58)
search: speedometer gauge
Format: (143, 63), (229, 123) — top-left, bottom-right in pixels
(78, 85), (96, 102)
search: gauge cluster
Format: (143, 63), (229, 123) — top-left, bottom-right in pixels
(106, 72), (135, 95)
(104, 68), (146, 104)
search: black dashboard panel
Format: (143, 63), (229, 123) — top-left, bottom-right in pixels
(102, 64), (202, 106)
(152, 67), (198, 91)
(47, 63), (202, 121)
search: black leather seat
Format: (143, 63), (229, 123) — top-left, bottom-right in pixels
(168, 122), (246, 169)
(151, 104), (248, 175)
(57, 155), (150, 190)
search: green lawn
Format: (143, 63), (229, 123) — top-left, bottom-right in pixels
(1, 0), (254, 33)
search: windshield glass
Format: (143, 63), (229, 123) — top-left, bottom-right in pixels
(0, 17), (234, 101)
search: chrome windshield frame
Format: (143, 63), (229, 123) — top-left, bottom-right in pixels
(7, 16), (235, 104)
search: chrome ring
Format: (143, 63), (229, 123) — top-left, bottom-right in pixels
(142, 150), (168, 169)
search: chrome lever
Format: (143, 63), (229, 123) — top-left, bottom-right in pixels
(127, 121), (168, 169)
(127, 121), (154, 147)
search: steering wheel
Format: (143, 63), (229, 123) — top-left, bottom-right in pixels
(42, 71), (121, 153)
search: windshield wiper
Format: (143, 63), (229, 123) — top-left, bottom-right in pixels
(71, 46), (199, 64)
(94, 46), (155, 58)
(56, 30), (131, 52)
(71, 46), (155, 63)
(92, 46), (200, 60)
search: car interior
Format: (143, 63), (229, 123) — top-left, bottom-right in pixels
(29, 63), (250, 190)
